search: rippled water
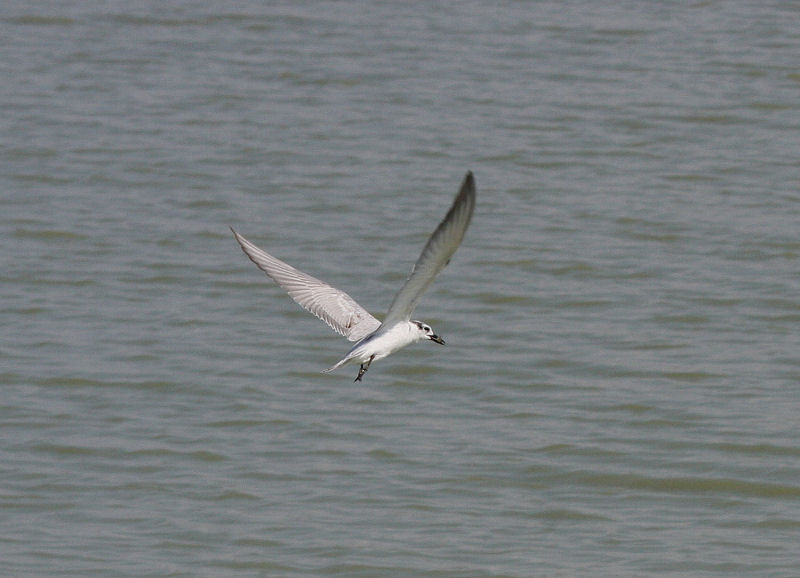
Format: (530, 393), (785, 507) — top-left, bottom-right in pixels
(2, 1), (799, 575)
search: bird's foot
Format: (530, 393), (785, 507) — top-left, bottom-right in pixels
(354, 356), (374, 382)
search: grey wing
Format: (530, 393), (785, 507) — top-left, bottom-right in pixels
(231, 228), (381, 342)
(381, 171), (476, 327)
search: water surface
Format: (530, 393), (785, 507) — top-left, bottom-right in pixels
(2, 1), (799, 575)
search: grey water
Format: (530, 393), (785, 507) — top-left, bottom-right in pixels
(2, 1), (799, 575)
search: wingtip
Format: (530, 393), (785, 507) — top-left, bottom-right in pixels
(230, 226), (245, 244)
(462, 171), (475, 192)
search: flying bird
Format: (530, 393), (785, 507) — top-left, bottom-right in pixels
(231, 171), (476, 381)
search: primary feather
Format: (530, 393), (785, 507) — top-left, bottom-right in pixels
(381, 171), (476, 327)
(231, 228), (381, 342)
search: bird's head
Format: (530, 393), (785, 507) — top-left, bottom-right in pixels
(413, 320), (445, 345)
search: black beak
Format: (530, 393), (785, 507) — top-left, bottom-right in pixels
(430, 334), (445, 345)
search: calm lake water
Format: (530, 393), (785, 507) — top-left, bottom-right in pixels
(2, 1), (799, 575)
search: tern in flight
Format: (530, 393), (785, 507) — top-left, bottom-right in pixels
(231, 171), (476, 381)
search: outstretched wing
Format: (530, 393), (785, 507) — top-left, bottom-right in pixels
(231, 228), (381, 342)
(381, 171), (476, 328)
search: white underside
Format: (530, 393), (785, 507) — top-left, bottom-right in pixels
(324, 321), (422, 372)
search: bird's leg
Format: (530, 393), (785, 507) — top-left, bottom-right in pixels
(354, 355), (375, 382)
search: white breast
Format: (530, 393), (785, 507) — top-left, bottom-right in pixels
(350, 321), (421, 363)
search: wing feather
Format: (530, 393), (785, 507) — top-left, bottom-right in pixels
(381, 171), (476, 327)
(231, 228), (381, 342)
